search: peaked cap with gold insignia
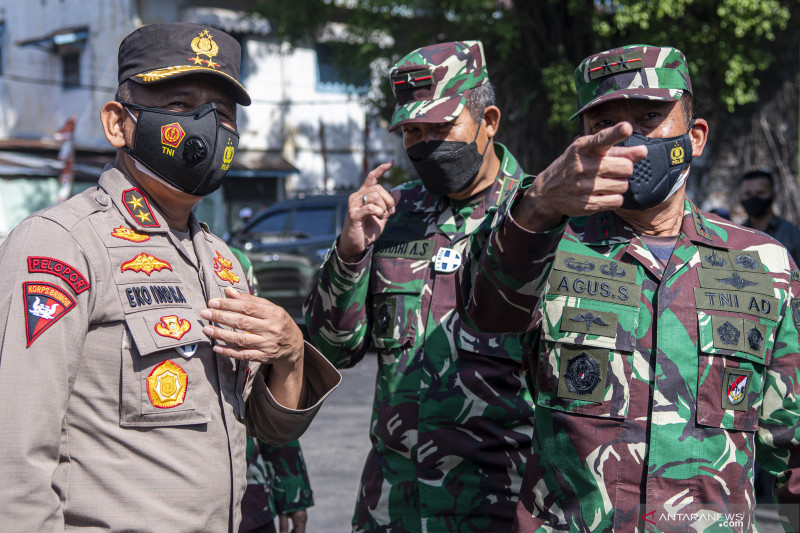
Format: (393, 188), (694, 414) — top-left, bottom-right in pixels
(117, 22), (251, 106)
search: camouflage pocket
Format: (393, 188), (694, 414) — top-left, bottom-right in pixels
(541, 294), (638, 351)
(369, 257), (424, 349)
(696, 311), (773, 432)
(534, 339), (630, 419)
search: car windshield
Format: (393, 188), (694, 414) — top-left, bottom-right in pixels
(248, 209), (290, 235)
(293, 205), (337, 238)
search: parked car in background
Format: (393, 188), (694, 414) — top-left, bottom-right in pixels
(227, 194), (350, 329)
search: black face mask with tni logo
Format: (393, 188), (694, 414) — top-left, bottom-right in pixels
(123, 102), (238, 197)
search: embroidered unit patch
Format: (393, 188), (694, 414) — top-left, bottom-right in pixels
(111, 226), (151, 242)
(213, 250), (240, 284)
(27, 257), (89, 294)
(722, 368), (752, 411)
(147, 359), (188, 408)
(154, 315), (192, 340)
(23, 281), (76, 347)
(120, 253), (173, 276)
(122, 188), (160, 228)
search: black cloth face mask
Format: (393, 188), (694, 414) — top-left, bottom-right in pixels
(742, 196), (773, 218)
(405, 120), (491, 197)
(618, 131), (693, 210)
(123, 102), (239, 197)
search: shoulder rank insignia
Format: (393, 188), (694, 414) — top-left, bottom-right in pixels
(27, 257), (89, 294)
(214, 251), (240, 285)
(111, 226), (150, 242)
(147, 359), (188, 409)
(121, 253), (173, 276)
(155, 315), (192, 340)
(122, 187), (160, 228)
(23, 281), (76, 347)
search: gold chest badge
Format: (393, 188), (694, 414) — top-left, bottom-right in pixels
(154, 314), (192, 340)
(121, 253), (173, 276)
(147, 359), (188, 409)
(111, 226), (150, 242)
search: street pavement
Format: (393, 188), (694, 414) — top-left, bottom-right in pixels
(296, 352), (784, 533)
(299, 354), (376, 532)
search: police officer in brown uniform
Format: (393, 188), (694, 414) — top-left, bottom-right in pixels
(0, 23), (340, 532)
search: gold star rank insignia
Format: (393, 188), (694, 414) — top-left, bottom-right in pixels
(122, 187), (160, 228)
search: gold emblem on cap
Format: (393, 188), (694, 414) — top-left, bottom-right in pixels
(147, 359), (188, 409)
(190, 29), (219, 69)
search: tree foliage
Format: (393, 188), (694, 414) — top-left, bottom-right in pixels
(249, 0), (798, 176)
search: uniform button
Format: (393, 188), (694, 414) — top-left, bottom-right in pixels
(95, 195), (109, 206)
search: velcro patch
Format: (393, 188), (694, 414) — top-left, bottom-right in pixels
(587, 49), (643, 80)
(374, 238), (435, 260)
(553, 249), (636, 283)
(791, 298), (800, 330)
(557, 346), (608, 403)
(560, 307), (619, 338)
(23, 281), (76, 347)
(27, 256), (89, 294)
(694, 288), (779, 321)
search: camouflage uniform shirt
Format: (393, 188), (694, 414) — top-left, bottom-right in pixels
(304, 144), (535, 533)
(459, 194), (800, 532)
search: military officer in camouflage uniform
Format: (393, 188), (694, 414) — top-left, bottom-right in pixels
(303, 41), (535, 532)
(232, 247), (314, 533)
(0, 23), (340, 532)
(458, 44), (800, 531)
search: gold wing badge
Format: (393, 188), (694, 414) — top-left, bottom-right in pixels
(190, 29), (219, 68)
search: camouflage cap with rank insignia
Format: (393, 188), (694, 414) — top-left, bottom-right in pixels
(117, 22), (251, 106)
(389, 40), (488, 131)
(572, 44), (692, 119)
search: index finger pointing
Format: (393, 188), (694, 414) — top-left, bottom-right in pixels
(584, 122), (634, 153)
(362, 160), (395, 188)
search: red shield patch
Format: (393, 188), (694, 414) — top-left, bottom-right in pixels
(23, 281), (76, 347)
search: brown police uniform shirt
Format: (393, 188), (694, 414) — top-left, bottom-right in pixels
(0, 166), (340, 532)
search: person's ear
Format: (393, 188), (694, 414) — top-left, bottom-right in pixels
(101, 101), (130, 149)
(482, 105), (501, 139)
(689, 117), (708, 158)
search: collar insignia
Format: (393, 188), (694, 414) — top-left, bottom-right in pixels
(122, 188), (160, 228)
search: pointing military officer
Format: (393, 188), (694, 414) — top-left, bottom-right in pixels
(304, 41), (535, 532)
(458, 44), (800, 531)
(0, 23), (339, 532)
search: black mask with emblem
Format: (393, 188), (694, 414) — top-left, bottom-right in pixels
(618, 131), (693, 210)
(405, 121), (491, 197)
(122, 102), (238, 197)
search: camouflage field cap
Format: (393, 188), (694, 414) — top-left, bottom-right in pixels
(118, 23), (251, 106)
(389, 40), (488, 131)
(572, 44), (691, 119)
